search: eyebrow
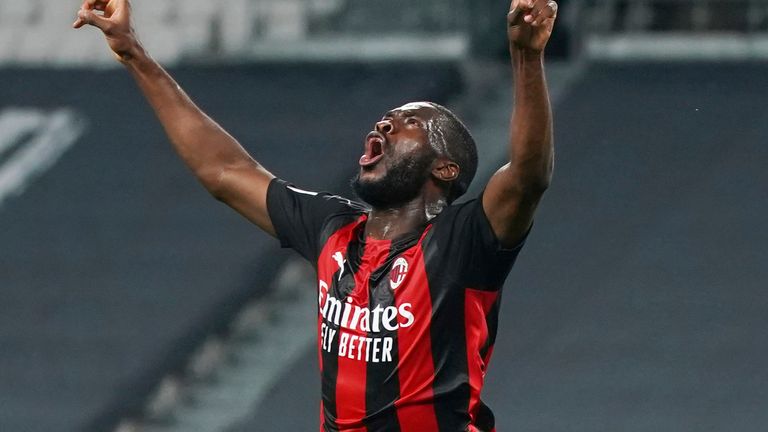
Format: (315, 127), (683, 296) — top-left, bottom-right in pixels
(384, 109), (418, 119)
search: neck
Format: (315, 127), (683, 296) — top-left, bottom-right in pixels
(365, 195), (446, 241)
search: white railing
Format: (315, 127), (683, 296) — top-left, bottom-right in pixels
(0, 0), (472, 66)
(570, 0), (768, 60)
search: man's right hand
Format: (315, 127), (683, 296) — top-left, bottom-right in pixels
(73, 0), (141, 63)
(72, 0), (278, 238)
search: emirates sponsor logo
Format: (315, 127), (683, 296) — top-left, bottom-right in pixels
(318, 279), (415, 363)
(318, 280), (414, 333)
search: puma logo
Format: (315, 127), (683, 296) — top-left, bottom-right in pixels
(332, 251), (346, 281)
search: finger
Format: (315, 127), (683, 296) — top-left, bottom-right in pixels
(532, 1), (558, 26)
(524, 0), (542, 24)
(508, 0), (534, 26)
(508, 0), (523, 25)
(74, 5), (87, 28)
(75, 8), (111, 32)
(74, 0), (98, 27)
(531, 0), (549, 14)
(524, 0), (549, 25)
(86, 0), (109, 10)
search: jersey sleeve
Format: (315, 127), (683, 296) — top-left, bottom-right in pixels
(266, 178), (362, 262)
(429, 196), (529, 291)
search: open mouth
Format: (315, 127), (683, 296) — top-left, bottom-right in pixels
(359, 131), (386, 168)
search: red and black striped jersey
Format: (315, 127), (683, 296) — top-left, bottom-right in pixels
(267, 179), (527, 432)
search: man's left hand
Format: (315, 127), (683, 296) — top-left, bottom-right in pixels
(507, 0), (558, 53)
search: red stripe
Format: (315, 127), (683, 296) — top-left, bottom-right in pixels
(316, 217), (366, 431)
(467, 426), (496, 432)
(394, 237), (440, 432)
(319, 402), (325, 432)
(464, 288), (499, 426)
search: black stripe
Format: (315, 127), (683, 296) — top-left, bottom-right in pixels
(363, 241), (404, 432)
(423, 228), (472, 431)
(318, 213), (364, 266)
(474, 401), (496, 432)
(345, 229), (364, 279)
(321, 319), (340, 429)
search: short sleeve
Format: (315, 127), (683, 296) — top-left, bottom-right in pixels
(266, 179), (364, 262)
(428, 196), (529, 291)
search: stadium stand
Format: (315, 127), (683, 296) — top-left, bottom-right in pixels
(0, 63), (463, 432)
(232, 61), (768, 431)
(0, 0), (470, 65)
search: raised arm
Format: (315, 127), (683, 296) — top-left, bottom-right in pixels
(74, 0), (277, 236)
(483, 0), (557, 247)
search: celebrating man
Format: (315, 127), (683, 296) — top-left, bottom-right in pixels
(75, 0), (557, 430)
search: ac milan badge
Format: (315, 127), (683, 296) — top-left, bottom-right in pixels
(389, 257), (409, 290)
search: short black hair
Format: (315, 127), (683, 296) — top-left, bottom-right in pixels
(424, 102), (478, 203)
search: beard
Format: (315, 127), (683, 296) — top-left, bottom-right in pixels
(351, 152), (434, 210)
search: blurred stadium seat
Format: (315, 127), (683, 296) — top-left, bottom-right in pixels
(0, 0), (472, 64)
(574, 0), (768, 60)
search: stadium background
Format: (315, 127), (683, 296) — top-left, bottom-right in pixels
(1, 1), (766, 431)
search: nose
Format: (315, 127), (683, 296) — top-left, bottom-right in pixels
(376, 120), (394, 135)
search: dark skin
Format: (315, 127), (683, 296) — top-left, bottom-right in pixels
(74, 0), (556, 247)
(357, 102), (459, 240)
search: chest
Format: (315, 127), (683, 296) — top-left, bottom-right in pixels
(315, 229), (433, 336)
(320, 235), (424, 295)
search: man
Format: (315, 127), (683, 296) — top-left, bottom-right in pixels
(74, 0), (557, 430)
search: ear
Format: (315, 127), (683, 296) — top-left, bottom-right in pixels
(432, 159), (460, 182)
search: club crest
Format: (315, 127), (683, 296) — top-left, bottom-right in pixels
(389, 257), (409, 290)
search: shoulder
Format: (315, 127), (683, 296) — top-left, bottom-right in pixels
(428, 194), (528, 255)
(266, 178), (368, 257)
(269, 178), (369, 214)
(430, 196), (485, 230)
(425, 194), (529, 290)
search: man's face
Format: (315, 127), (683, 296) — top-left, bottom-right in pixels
(352, 102), (439, 209)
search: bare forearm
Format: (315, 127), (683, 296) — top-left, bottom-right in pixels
(510, 48), (554, 191)
(477, 0), (558, 245)
(123, 48), (259, 196)
(75, 0), (276, 236)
